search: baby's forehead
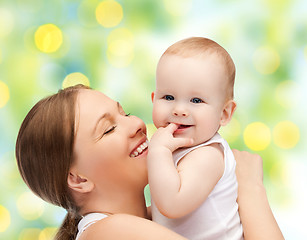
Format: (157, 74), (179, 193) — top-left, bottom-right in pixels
(161, 51), (227, 69)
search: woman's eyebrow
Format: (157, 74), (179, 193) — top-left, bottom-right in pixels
(92, 112), (110, 135)
(92, 102), (120, 135)
(116, 101), (121, 110)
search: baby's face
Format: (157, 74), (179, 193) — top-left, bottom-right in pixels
(152, 53), (229, 146)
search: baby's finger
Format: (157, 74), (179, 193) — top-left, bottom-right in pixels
(166, 123), (179, 133)
(173, 137), (194, 149)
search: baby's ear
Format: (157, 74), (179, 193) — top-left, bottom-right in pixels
(220, 100), (237, 126)
(67, 168), (94, 194)
(151, 92), (155, 103)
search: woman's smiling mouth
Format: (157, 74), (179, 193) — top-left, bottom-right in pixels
(130, 140), (148, 158)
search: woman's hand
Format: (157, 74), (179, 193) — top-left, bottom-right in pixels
(233, 149), (264, 197)
(232, 149), (284, 240)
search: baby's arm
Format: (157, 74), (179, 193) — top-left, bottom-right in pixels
(147, 123), (224, 218)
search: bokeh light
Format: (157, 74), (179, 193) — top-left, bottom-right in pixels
(273, 121), (300, 149)
(62, 72), (90, 88)
(19, 228), (41, 240)
(95, 0), (123, 28)
(107, 28), (134, 67)
(39, 227), (57, 240)
(243, 122), (271, 151)
(17, 192), (45, 220)
(0, 8), (14, 38)
(0, 205), (10, 232)
(0, 81), (10, 108)
(275, 80), (299, 109)
(253, 46), (280, 74)
(34, 24), (63, 53)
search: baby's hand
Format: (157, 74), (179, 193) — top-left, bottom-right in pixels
(149, 123), (193, 152)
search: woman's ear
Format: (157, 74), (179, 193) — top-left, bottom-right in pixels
(220, 100), (237, 126)
(67, 169), (94, 193)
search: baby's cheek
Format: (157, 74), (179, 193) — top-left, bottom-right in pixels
(152, 106), (165, 125)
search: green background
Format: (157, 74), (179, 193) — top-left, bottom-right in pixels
(0, 0), (306, 239)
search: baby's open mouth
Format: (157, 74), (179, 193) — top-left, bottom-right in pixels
(177, 124), (192, 129)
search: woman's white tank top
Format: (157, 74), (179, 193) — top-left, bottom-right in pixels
(75, 213), (108, 240)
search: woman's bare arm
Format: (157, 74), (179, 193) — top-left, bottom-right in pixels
(233, 150), (284, 240)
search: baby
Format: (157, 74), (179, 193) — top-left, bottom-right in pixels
(148, 37), (243, 239)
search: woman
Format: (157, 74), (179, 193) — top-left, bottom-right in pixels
(15, 85), (284, 240)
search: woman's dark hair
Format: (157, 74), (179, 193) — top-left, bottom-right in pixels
(15, 84), (90, 240)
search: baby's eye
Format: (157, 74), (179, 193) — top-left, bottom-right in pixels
(163, 95), (174, 101)
(191, 98), (204, 103)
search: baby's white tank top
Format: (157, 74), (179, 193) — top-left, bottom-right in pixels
(151, 133), (243, 240)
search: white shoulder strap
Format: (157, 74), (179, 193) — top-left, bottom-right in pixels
(173, 133), (223, 166)
(76, 213), (108, 240)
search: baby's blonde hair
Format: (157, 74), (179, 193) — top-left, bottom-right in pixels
(162, 37), (236, 100)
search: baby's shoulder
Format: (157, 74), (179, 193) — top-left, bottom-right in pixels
(188, 142), (223, 159)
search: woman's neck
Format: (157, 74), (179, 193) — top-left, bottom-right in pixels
(80, 187), (148, 219)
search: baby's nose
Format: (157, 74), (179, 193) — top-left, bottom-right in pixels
(172, 105), (189, 117)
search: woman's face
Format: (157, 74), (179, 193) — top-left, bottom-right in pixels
(73, 89), (148, 193)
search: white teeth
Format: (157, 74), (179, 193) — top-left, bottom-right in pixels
(130, 140), (148, 158)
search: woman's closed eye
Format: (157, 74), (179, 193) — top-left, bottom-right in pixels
(96, 126), (116, 141)
(104, 125), (116, 135)
(163, 95), (174, 101)
(95, 125), (115, 141)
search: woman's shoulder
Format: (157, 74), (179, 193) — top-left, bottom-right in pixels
(80, 213), (187, 240)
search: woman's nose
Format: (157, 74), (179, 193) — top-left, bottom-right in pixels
(127, 115), (146, 138)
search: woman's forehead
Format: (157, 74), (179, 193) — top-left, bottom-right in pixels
(74, 89), (116, 134)
(78, 89), (113, 106)
(75, 90), (115, 119)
